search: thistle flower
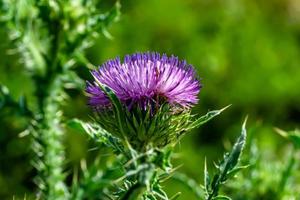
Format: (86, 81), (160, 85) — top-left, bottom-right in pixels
(86, 52), (201, 150)
(86, 52), (201, 111)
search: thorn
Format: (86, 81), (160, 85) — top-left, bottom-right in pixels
(242, 115), (248, 129)
(172, 164), (183, 172)
(219, 104), (232, 113)
(170, 192), (181, 200)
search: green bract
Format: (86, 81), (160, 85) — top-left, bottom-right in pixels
(93, 85), (228, 151)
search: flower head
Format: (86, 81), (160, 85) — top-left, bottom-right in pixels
(86, 52), (202, 150)
(86, 52), (201, 111)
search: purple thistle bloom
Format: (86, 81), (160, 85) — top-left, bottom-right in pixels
(86, 52), (201, 111)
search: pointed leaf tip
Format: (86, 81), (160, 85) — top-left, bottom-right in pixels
(219, 104), (232, 113)
(189, 105), (230, 130)
(242, 116), (248, 129)
(204, 157), (210, 192)
(170, 192), (181, 200)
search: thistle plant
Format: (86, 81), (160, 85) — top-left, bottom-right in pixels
(203, 119), (247, 200)
(1, 0), (249, 199)
(85, 52), (204, 199)
(221, 128), (300, 200)
(1, 0), (120, 199)
(68, 52), (247, 199)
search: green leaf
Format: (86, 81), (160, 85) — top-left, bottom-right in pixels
(67, 118), (123, 153)
(204, 158), (211, 192)
(189, 105), (230, 130)
(220, 117), (247, 175)
(204, 118), (248, 200)
(67, 118), (98, 136)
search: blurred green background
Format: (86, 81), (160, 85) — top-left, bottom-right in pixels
(1, 0), (300, 199)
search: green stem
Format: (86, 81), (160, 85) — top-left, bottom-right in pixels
(42, 77), (69, 199)
(206, 170), (227, 200)
(207, 187), (218, 200)
(32, 9), (68, 198)
(121, 151), (156, 200)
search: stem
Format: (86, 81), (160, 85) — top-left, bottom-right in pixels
(206, 170), (227, 200)
(32, 8), (68, 199)
(120, 150), (157, 199)
(32, 75), (68, 200)
(42, 77), (68, 199)
(207, 187), (218, 200)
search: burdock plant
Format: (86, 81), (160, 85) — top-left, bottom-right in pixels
(69, 52), (247, 199)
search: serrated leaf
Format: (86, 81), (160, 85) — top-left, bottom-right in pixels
(189, 105), (230, 130)
(204, 158), (211, 192)
(220, 117), (247, 175)
(205, 118), (247, 200)
(67, 118), (96, 136)
(67, 118), (123, 153)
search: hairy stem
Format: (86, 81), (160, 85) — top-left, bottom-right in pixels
(40, 77), (68, 199)
(32, 12), (68, 199)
